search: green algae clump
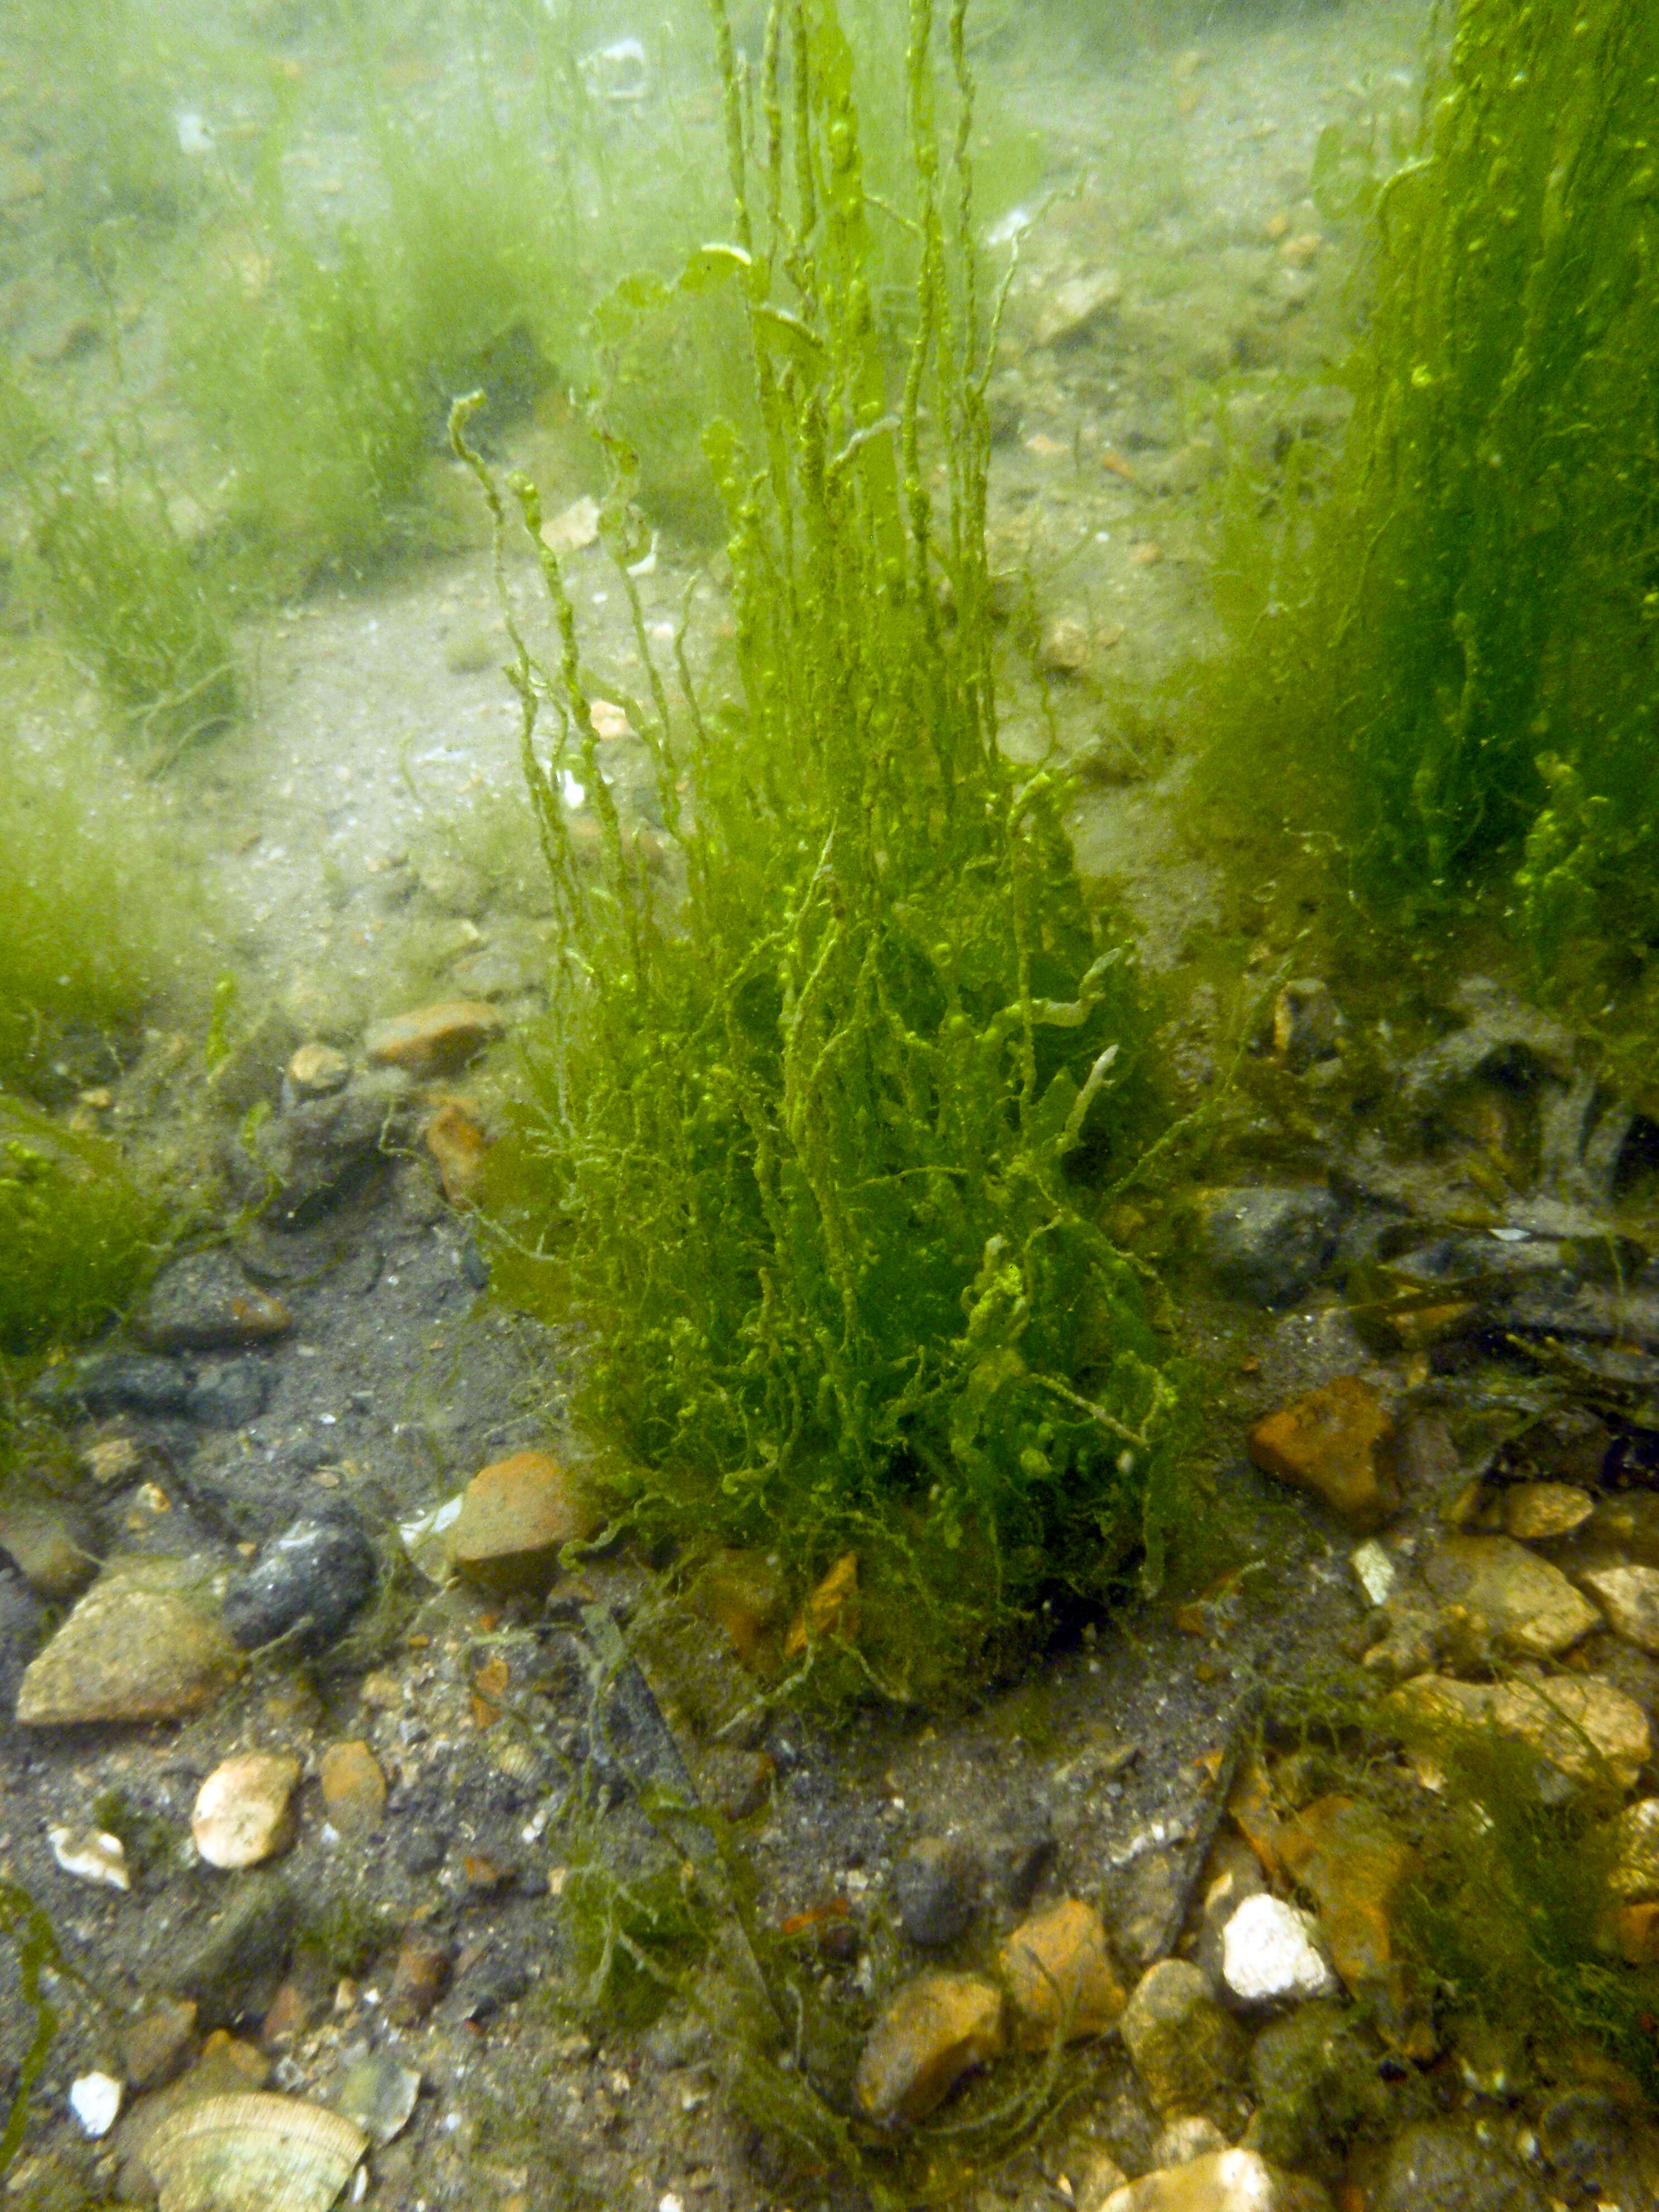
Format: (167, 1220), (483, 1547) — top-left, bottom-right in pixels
(472, 0), (1187, 1691)
(0, 1103), (164, 1352)
(1201, 0), (1659, 1008)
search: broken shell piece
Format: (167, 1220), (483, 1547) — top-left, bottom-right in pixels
(589, 697), (632, 741)
(70, 2071), (123, 2137)
(50, 1823), (130, 1892)
(540, 495), (599, 555)
(144, 2092), (366, 2212)
(332, 2051), (421, 2146)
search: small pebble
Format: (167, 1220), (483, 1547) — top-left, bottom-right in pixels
(69, 2072), (122, 2137)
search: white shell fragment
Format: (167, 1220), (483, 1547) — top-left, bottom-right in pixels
(145, 2092), (367, 2212)
(1351, 1539), (1396, 1607)
(1220, 1894), (1339, 2005)
(396, 1493), (463, 1582)
(540, 494), (600, 556)
(70, 2071), (123, 2137)
(50, 1824), (130, 1892)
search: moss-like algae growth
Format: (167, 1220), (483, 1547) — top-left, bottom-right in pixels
(1200, 0), (1659, 1016)
(472, 0), (1189, 1690)
(0, 1102), (164, 1353)
(1400, 1728), (1659, 2104)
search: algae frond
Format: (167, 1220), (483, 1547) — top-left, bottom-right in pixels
(1200, 0), (1659, 1021)
(472, 0), (1188, 1690)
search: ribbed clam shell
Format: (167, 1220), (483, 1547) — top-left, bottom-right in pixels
(147, 2092), (367, 2212)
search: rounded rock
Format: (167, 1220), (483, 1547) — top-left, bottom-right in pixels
(1220, 1895), (1338, 2006)
(192, 1752), (303, 1869)
(853, 1972), (1005, 2123)
(223, 1502), (377, 1654)
(1119, 1959), (1245, 2117)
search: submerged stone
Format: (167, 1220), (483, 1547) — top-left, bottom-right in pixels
(1198, 1186), (1344, 1308)
(222, 1502), (377, 1653)
(1249, 1376), (1399, 1529)
(138, 1250), (292, 1353)
(853, 1971), (1005, 2123)
(16, 1559), (237, 1725)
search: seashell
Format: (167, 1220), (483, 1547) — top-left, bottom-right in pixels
(145, 2092), (366, 2212)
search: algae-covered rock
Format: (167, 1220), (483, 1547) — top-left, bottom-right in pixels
(1370, 2119), (1548, 2212)
(1119, 1961), (1245, 2117)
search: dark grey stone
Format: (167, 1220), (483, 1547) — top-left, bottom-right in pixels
(30, 1352), (192, 1419)
(1372, 2121), (1550, 2212)
(164, 1871), (293, 2030)
(401, 1827), (447, 1876)
(892, 1835), (981, 1948)
(987, 1816), (1058, 1910)
(237, 1068), (413, 1231)
(442, 1942), (529, 2023)
(1197, 1185), (1345, 1307)
(139, 1248), (292, 1352)
(187, 1360), (271, 1429)
(221, 1500), (377, 1652)
(0, 1562), (45, 1714)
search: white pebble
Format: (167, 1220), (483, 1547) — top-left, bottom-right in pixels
(69, 2072), (122, 2137)
(1221, 1893), (1338, 2005)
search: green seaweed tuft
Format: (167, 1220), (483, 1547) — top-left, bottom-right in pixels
(0, 1102), (166, 1353)
(1400, 1726), (1659, 2102)
(470, 0), (1187, 1690)
(1199, 0), (1659, 1017)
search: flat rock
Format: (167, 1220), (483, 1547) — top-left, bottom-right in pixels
(241, 1069), (412, 1231)
(1196, 1186), (1343, 1309)
(853, 1972), (1005, 2123)
(1034, 266), (1121, 346)
(16, 1560), (237, 1725)
(158, 1872), (294, 2030)
(1370, 2118), (1549, 2212)
(364, 998), (505, 1076)
(0, 1496), (98, 1600)
(1119, 1961), (1245, 2117)
(1389, 1672), (1651, 1793)
(120, 1999), (198, 2092)
(31, 1352), (193, 1420)
(1501, 1482), (1594, 1540)
(1608, 1798), (1659, 1901)
(192, 1752), (302, 1869)
(1000, 1898), (1127, 2046)
(319, 1739), (387, 1836)
(138, 1250), (292, 1353)
(1579, 1563), (1659, 1654)
(1248, 1376), (1398, 1529)
(1101, 2149), (1331, 2212)
(447, 1451), (594, 1594)
(186, 1359), (270, 1430)
(1220, 1895), (1337, 2006)
(1420, 1535), (1599, 1660)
